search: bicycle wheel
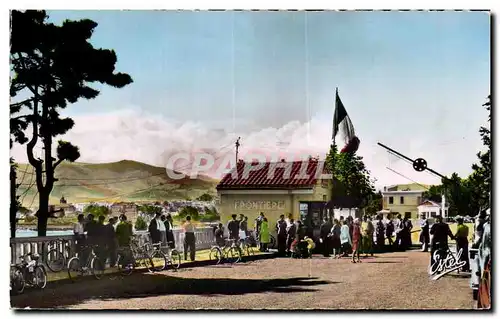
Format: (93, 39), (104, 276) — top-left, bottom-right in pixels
(150, 250), (167, 271)
(46, 248), (66, 272)
(91, 257), (105, 279)
(209, 247), (223, 265)
(227, 247), (242, 264)
(269, 235), (276, 249)
(169, 250), (181, 270)
(11, 268), (25, 295)
(67, 257), (81, 282)
(34, 265), (47, 289)
(246, 244), (255, 256)
(117, 254), (134, 276)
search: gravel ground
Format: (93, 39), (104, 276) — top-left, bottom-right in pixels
(11, 250), (477, 310)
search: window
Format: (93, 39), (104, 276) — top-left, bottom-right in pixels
(389, 196), (394, 204)
(322, 195), (327, 201)
(400, 196), (404, 204)
(417, 196), (422, 205)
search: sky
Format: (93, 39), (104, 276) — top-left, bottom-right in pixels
(10, 10), (491, 189)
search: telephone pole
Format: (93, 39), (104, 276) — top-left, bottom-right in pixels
(235, 137), (241, 164)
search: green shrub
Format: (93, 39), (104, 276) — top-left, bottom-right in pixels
(135, 215), (148, 231)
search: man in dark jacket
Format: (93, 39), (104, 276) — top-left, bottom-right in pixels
(164, 214), (175, 248)
(85, 214), (99, 247)
(104, 217), (118, 267)
(148, 212), (162, 244)
(227, 214), (240, 241)
(320, 217), (332, 257)
(429, 215), (455, 266)
(419, 213), (430, 252)
(286, 219), (297, 255)
(95, 215), (107, 268)
(276, 214), (287, 256)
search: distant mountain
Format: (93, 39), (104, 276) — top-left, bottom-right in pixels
(15, 160), (219, 208)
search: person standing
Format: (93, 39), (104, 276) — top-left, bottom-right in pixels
(239, 215), (248, 239)
(115, 214), (133, 266)
(285, 213), (293, 227)
(148, 212), (162, 244)
(73, 214), (86, 267)
(386, 216), (395, 248)
(477, 214), (491, 309)
(375, 214), (386, 252)
(473, 210), (487, 249)
(351, 218), (362, 263)
(394, 214), (404, 250)
(214, 223), (225, 247)
(159, 215), (167, 246)
(276, 214), (287, 256)
(259, 217), (270, 252)
(331, 219), (342, 257)
(295, 220), (306, 241)
(362, 217), (374, 257)
(429, 215), (455, 266)
(105, 217), (118, 267)
(164, 214), (175, 249)
(95, 215), (107, 269)
(404, 216), (413, 249)
(183, 216), (196, 261)
(286, 218), (297, 255)
(454, 216), (470, 272)
(320, 217), (332, 257)
(255, 212), (265, 238)
(339, 220), (351, 258)
(227, 214), (240, 241)
(419, 213), (430, 252)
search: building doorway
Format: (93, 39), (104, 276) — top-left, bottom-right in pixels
(299, 201), (327, 238)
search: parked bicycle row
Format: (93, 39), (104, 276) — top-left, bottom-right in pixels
(10, 213), (262, 295)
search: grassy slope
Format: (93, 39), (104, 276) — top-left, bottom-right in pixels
(16, 160), (219, 208)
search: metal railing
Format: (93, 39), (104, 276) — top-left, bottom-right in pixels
(10, 227), (216, 264)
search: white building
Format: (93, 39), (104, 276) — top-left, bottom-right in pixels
(417, 200), (449, 219)
(333, 208), (359, 220)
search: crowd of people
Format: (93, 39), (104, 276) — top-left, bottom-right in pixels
(73, 213), (134, 269)
(73, 211), (202, 267)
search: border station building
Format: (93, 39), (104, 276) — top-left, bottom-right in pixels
(216, 158), (332, 237)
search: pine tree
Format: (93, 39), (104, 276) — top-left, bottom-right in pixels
(10, 10), (133, 236)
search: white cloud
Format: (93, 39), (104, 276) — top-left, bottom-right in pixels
(10, 108), (485, 190)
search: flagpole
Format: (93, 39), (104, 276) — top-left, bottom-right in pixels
(331, 87), (338, 219)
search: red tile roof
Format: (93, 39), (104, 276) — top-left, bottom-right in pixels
(216, 159), (329, 190)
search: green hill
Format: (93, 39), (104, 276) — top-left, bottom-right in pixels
(15, 160), (219, 208)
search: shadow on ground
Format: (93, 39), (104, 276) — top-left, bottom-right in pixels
(11, 274), (334, 309)
(363, 261), (403, 264)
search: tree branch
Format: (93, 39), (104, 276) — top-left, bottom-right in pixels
(53, 158), (63, 169)
(10, 98), (34, 109)
(15, 53), (38, 97)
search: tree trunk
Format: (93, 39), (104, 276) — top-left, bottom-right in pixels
(37, 191), (50, 237)
(10, 165), (17, 239)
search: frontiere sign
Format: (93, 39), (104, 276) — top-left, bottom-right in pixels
(234, 200), (285, 210)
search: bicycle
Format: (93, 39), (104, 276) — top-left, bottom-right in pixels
(11, 252), (47, 294)
(67, 244), (105, 281)
(239, 237), (256, 257)
(10, 264), (25, 295)
(44, 238), (71, 272)
(116, 238), (155, 275)
(162, 241), (182, 270)
(209, 239), (242, 265)
(147, 242), (168, 271)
